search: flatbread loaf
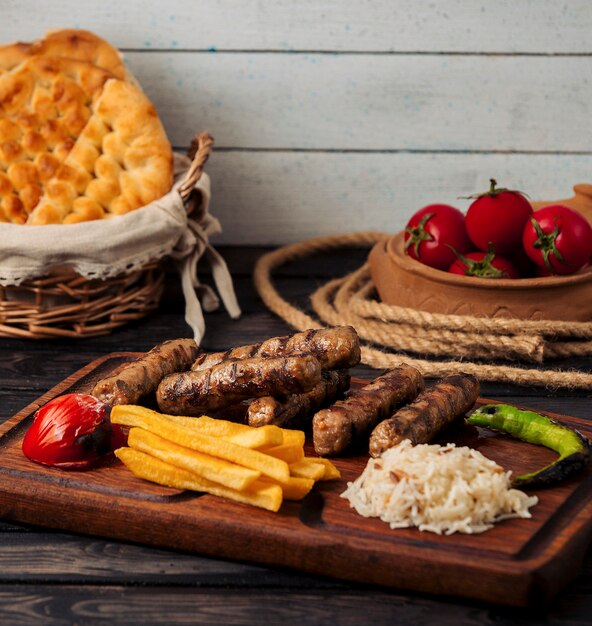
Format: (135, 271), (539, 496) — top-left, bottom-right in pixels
(0, 29), (126, 79)
(0, 54), (173, 224)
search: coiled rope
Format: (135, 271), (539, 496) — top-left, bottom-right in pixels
(253, 231), (592, 390)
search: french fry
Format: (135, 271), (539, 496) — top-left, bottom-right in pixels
(168, 415), (283, 448)
(111, 409), (290, 482)
(262, 475), (315, 501)
(289, 459), (326, 481)
(262, 443), (305, 464)
(116, 447), (283, 512)
(310, 457), (341, 480)
(278, 429), (305, 447)
(112, 406), (337, 511)
(128, 428), (260, 491)
(112, 406), (284, 448)
(225, 425), (283, 449)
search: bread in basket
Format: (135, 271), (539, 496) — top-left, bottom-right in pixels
(0, 30), (173, 225)
(0, 30), (239, 339)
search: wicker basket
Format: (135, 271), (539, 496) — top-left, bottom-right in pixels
(0, 132), (213, 340)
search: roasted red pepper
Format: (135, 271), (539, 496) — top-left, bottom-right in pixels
(22, 393), (125, 470)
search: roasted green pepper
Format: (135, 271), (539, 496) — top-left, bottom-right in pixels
(467, 404), (590, 488)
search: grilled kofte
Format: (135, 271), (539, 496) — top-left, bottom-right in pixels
(168, 326), (361, 423)
(312, 365), (425, 456)
(247, 369), (351, 428)
(92, 338), (200, 407)
(191, 326), (360, 372)
(369, 373), (480, 458)
(157, 355), (323, 415)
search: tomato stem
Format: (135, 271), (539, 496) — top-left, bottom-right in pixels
(529, 217), (568, 272)
(450, 242), (510, 278)
(404, 212), (435, 258)
(461, 179), (530, 201)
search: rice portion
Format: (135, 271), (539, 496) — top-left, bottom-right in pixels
(341, 440), (538, 535)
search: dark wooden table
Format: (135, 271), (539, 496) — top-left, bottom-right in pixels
(0, 246), (590, 625)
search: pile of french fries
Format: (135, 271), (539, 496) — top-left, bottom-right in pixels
(111, 405), (340, 512)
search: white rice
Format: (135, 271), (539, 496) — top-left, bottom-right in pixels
(341, 440), (538, 535)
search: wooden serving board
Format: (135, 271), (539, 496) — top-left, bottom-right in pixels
(0, 353), (591, 607)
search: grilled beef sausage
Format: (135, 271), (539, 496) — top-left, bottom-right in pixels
(157, 355), (322, 415)
(369, 373), (480, 458)
(247, 369), (351, 428)
(92, 338), (199, 407)
(191, 326), (360, 372)
(312, 365), (424, 456)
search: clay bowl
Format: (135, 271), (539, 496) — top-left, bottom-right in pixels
(369, 232), (592, 321)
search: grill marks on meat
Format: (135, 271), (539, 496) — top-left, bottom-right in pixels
(92, 338), (199, 407)
(247, 370), (351, 428)
(191, 326), (360, 372)
(90, 329), (480, 462)
(157, 355), (322, 415)
(369, 373), (480, 458)
(312, 365), (424, 457)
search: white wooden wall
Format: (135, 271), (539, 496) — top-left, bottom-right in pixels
(3, 1), (592, 244)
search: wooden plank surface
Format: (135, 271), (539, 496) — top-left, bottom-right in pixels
(204, 153), (592, 244)
(1, 353), (591, 606)
(2, 3), (592, 245)
(9, 584), (591, 626)
(4, 0), (592, 53)
(125, 52), (592, 152)
(0, 247), (589, 623)
(1, 1), (591, 619)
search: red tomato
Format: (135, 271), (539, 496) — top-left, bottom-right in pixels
(404, 204), (471, 270)
(522, 205), (592, 275)
(465, 179), (532, 255)
(449, 245), (520, 278)
(22, 393), (125, 470)
(535, 265), (555, 278)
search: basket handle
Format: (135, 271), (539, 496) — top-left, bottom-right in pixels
(178, 131), (214, 205)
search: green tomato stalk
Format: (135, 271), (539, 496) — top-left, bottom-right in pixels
(450, 242), (510, 278)
(463, 178), (529, 200)
(404, 212), (435, 258)
(529, 217), (568, 272)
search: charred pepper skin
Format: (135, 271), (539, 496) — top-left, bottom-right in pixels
(467, 404), (590, 488)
